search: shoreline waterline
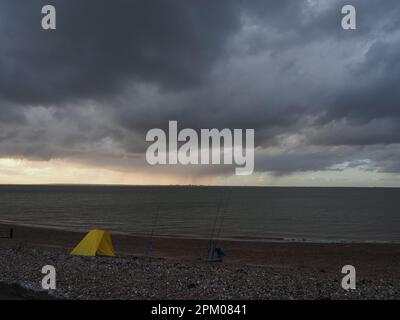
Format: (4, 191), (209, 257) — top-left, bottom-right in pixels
(1, 220), (399, 245)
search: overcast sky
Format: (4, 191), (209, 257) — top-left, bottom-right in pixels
(1, 0), (400, 186)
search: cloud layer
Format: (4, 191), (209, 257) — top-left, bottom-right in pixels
(1, 0), (400, 184)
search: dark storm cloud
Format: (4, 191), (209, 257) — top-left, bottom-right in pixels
(1, 0), (400, 178)
(0, 0), (242, 104)
(321, 39), (400, 124)
(0, 0), (364, 106)
(0, 100), (26, 124)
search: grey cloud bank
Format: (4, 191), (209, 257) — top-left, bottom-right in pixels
(0, 0), (400, 184)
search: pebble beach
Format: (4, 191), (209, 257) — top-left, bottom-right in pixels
(1, 224), (400, 300)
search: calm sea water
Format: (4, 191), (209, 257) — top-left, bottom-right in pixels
(0, 185), (399, 243)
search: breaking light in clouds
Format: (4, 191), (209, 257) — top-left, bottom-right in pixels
(1, 0), (400, 186)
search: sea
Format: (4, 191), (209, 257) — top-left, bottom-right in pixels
(0, 185), (399, 243)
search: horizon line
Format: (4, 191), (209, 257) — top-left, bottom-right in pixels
(0, 183), (399, 189)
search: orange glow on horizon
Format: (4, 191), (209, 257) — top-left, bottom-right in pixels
(0, 158), (187, 185)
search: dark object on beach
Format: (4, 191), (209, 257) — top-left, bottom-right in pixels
(0, 282), (56, 300)
(187, 283), (198, 289)
(0, 228), (13, 239)
(207, 240), (226, 262)
(215, 247), (226, 258)
(145, 242), (154, 253)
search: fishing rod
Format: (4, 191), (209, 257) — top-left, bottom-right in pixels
(207, 188), (230, 262)
(208, 189), (225, 243)
(215, 188), (232, 242)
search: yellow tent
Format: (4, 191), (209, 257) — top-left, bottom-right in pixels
(70, 229), (115, 257)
